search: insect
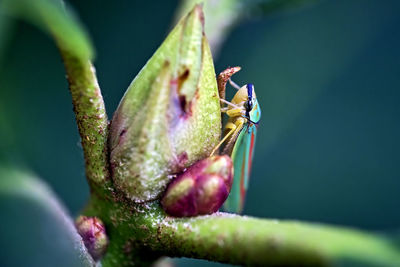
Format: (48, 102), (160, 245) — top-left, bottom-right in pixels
(210, 67), (261, 213)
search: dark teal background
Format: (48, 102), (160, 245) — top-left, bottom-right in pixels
(1, 0), (399, 266)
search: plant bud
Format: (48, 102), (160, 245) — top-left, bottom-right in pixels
(75, 216), (108, 261)
(161, 155), (233, 217)
(109, 5), (221, 202)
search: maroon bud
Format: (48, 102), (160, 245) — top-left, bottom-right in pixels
(161, 155), (233, 217)
(196, 174), (230, 214)
(75, 216), (108, 261)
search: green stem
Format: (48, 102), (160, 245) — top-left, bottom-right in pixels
(7, 1), (400, 266)
(86, 196), (400, 267)
(156, 214), (400, 266)
(60, 50), (110, 188)
(2, 0), (110, 188)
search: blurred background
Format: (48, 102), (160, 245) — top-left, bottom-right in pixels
(0, 0), (399, 266)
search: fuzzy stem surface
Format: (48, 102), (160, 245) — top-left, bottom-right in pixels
(85, 196), (400, 267)
(60, 50), (110, 188)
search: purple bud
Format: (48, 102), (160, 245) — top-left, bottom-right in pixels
(161, 155), (233, 217)
(75, 216), (108, 261)
(196, 174), (230, 214)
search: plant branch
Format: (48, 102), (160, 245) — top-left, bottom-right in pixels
(60, 50), (110, 187)
(84, 195), (400, 267)
(7, 2), (400, 266)
(3, 0), (111, 188)
(155, 213), (400, 266)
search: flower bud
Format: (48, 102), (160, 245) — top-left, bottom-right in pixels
(161, 155), (233, 217)
(109, 5), (221, 202)
(75, 216), (108, 261)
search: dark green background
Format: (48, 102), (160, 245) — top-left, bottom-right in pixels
(1, 0), (399, 266)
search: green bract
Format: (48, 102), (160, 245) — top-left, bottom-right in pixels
(109, 6), (221, 202)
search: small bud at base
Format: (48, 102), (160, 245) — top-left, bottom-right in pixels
(75, 216), (108, 261)
(161, 155), (233, 217)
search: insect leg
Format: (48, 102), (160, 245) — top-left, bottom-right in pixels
(226, 108), (244, 117)
(221, 119), (245, 156)
(210, 123), (237, 156)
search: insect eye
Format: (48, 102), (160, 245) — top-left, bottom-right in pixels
(246, 100), (253, 110)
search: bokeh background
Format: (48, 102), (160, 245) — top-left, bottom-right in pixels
(0, 0), (399, 266)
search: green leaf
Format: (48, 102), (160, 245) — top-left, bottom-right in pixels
(0, 166), (95, 267)
(1, 0), (93, 61)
